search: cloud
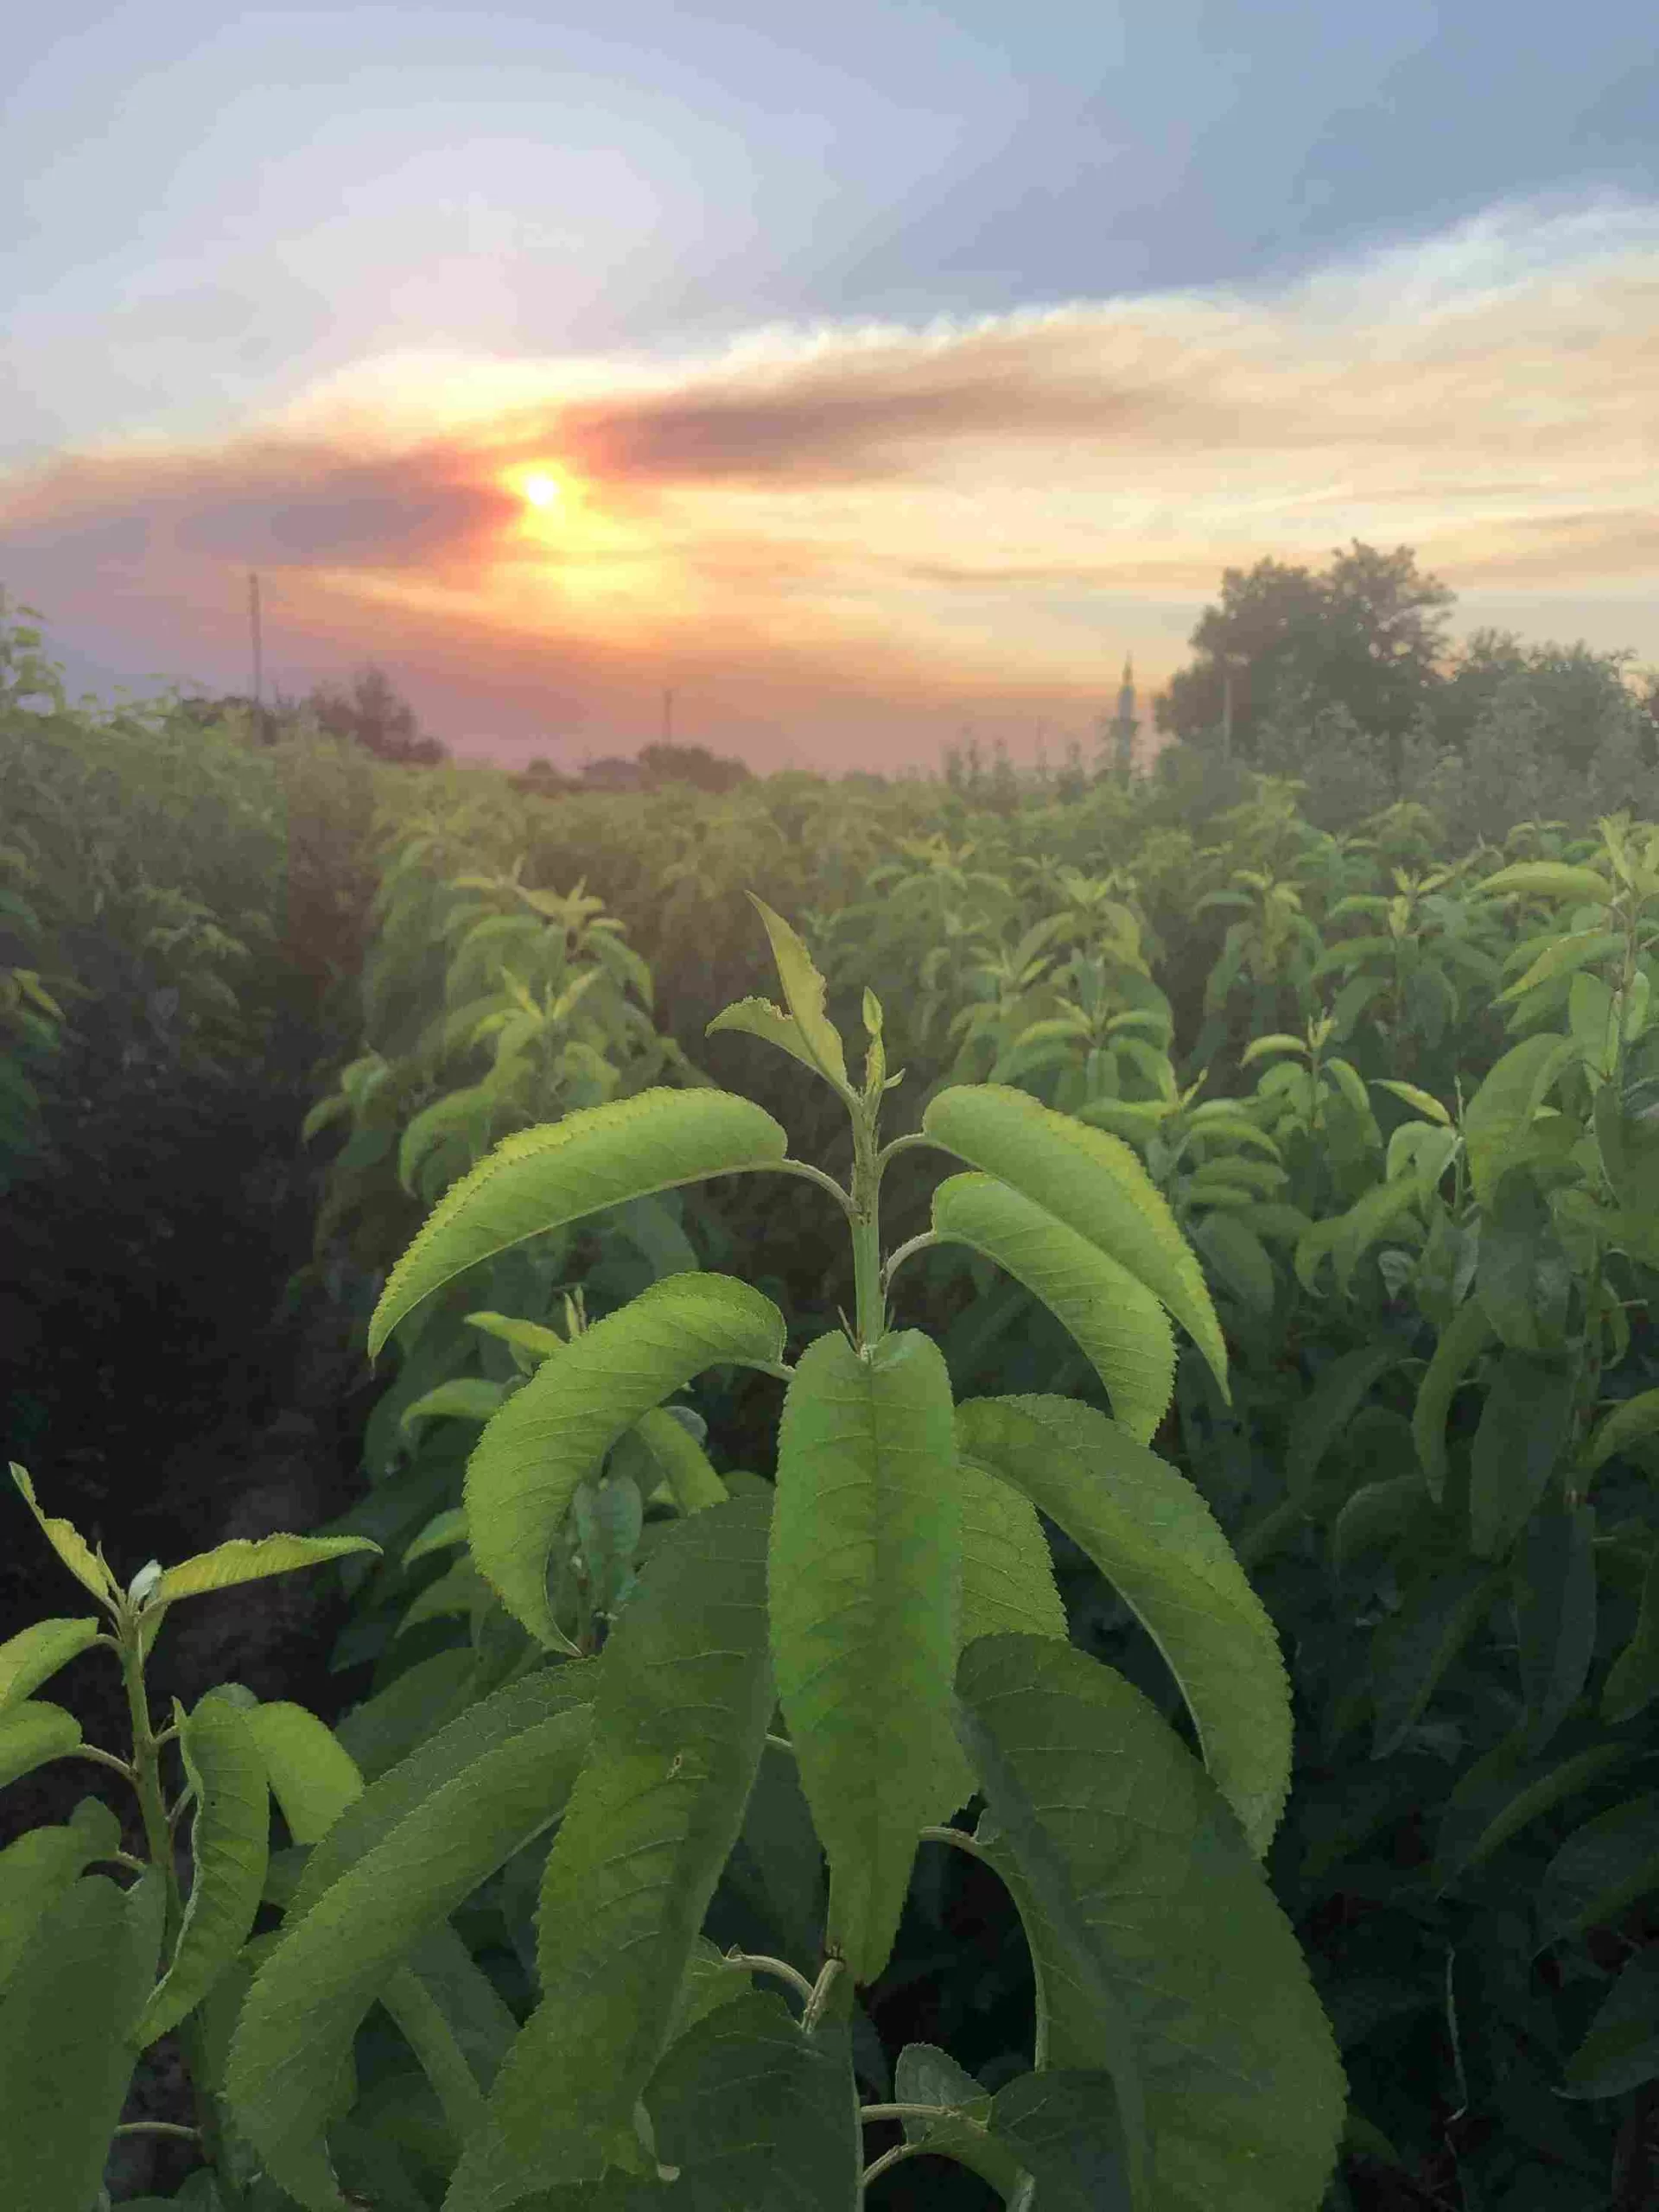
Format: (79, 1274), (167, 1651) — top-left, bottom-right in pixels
(3, 193), (1657, 772)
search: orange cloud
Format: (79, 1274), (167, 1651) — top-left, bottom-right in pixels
(3, 201), (1658, 772)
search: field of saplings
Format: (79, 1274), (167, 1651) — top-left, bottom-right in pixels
(8, 602), (1659, 2210)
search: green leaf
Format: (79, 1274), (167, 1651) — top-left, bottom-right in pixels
(640, 1989), (861, 2209)
(630, 1404), (728, 1513)
(9, 1462), (117, 1605)
(0, 1808), (122, 1995)
(226, 1667), (597, 2212)
(703, 995), (831, 1085)
(0, 1699), (82, 1789)
(1413, 1298), (1495, 1502)
(1535, 1792), (1659, 1954)
(1240, 1033), (1307, 1066)
(134, 1694), (270, 2045)
(884, 2045), (1032, 2202)
(396, 1556), (494, 1639)
(956, 1395), (1290, 1859)
(241, 1701), (365, 1845)
(332, 1647), (481, 1784)
(989, 2069), (1134, 2211)
(463, 1272), (785, 1647)
(1603, 1545), (1659, 1725)
(463, 1311), (566, 1364)
(1497, 930), (1624, 1005)
(1478, 861), (1613, 906)
(403, 1505), (470, 1570)
(1432, 1735), (1630, 1894)
(1370, 1078), (1452, 1125)
(0, 1616), (100, 1713)
(743, 893), (849, 1087)
(154, 1533), (381, 1605)
(922, 1442), (1072, 1831)
(0, 1869), (166, 2212)
(1191, 1211), (1276, 1316)
(1469, 1354), (1575, 1559)
(955, 1635), (1346, 2212)
(1370, 1566), (1503, 1758)
(1559, 1946), (1659, 2099)
(1329, 1473), (1433, 1576)
(923, 1084), (1229, 1397)
(400, 1379), (512, 1438)
(1462, 1036), (1578, 1207)
(770, 1329), (961, 1985)
(368, 1089), (789, 1358)
(1512, 1503), (1597, 1756)
(1287, 1344), (1410, 1504)
(931, 1171), (1175, 1440)
(1584, 1389), (1659, 1476)
(447, 1493), (775, 2200)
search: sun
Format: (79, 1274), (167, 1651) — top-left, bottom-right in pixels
(521, 470), (563, 510)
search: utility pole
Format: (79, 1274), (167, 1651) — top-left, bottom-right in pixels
(248, 572), (265, 740)
(1221, 662), (1233, 761)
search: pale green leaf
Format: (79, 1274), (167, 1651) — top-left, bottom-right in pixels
(400, 1379), (512, 1437)
(921, 1444), (1071, 1830)
(1478, 861), (1612, 906)
(744, 894), (849, 1086)
(0, 1617), (100, 1713)
(931, 1172), (1175, 1442)
(154, 1533), (381, 1606)
(134, 1694), (270, 2045)
(226, 1668), (597, 2212)
(9, 1463), (116, 1605)
(1370, 1079), (1452, 1125)
(770, 1329), (961, 1985)
(1463, 1036), (1579, 1207)
(463, 1311), (565, 1363)
(0, 1700), (82, 1790)
(463, 1272), (785, 1646)
(922, 1085), (1229, 1398)
(241, 1702), (365, 1846)
(447, 1493), (775, 2202)
(956, 1395), (1290, 1859)
(369, 1089), (789, 1359)
(1497, 930), (1624, 1006)
(704, 995), (828, 1084)
(630, 1404), (728, 1513)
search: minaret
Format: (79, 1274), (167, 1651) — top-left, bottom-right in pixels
(1106, 653), (1137, 779)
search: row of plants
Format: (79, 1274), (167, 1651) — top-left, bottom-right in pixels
(10, 734), (1659, 2204)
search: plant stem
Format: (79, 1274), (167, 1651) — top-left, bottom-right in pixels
(723, 1950), (816, 2005)
(113, 2121), (202, 2144)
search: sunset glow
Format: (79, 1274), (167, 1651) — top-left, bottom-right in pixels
(1, 3), (1655, 772)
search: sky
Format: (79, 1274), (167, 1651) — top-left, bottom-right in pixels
(3, 2), (1657, 776)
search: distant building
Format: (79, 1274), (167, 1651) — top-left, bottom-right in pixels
(1102, 655), (1139, 779)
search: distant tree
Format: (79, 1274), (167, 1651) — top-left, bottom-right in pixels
(512, 755), (575, 797)
(1430, 629), (1653, 776)
(636, 741), (752, 793)
(1154, 542), (1457, 782)
(305, 664), (447, 765)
